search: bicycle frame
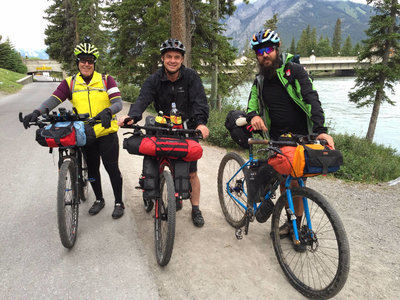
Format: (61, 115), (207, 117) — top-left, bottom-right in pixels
(224, 140), (316, 243)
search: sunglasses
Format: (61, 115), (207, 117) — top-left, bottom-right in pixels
(255, 46), (276, 56)
(78, 57), (96, 65)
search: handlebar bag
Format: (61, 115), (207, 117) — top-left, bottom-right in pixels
(268, 144), (343, 177)
(123, 135), (202, 161)
(294, 144), (343, 177)
(36, 122), (76, 147)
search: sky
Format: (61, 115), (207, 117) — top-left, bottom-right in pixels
(0, 0), (49, 51)
(1, 0), (368, 52)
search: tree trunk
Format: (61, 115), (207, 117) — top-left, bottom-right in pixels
(170, 0), (188, 66)
(366, 91), (382, 142)
(210, 0), (219, 110)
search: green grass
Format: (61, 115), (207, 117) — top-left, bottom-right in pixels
(207, 108), (400, 183)
(0, 68), (26, 94)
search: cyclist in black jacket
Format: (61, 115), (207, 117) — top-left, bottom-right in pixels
(119, 39), (209, 227)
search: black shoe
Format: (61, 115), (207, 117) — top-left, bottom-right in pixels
(255, 198), (274, 223)
(192, 209), (204, 227)
(89, 199), (105, 215)
(112, 203), (125, 219)
(176, 199), (183, 211)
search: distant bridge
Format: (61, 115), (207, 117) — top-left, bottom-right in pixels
(24, 59), (66, 78)
(233, 55), (368, 75)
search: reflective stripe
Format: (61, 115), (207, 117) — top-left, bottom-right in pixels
(107, 87), (120, 95)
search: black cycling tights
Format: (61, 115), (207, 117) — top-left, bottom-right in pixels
(83, 132), (123, 204)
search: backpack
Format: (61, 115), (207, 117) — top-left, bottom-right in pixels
(224, 110), (253, 149)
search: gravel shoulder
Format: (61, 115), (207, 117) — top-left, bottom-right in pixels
(118, 102), (400, 299)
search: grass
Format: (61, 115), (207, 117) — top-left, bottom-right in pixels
(0, 68), (26, 94)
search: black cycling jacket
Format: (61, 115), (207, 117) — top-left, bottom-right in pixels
(128, 65), (209, 129)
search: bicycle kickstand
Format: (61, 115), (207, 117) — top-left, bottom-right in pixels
(235, 207), (254, 240)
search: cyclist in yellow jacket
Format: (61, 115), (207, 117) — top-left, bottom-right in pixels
(23, 37), (124, 219)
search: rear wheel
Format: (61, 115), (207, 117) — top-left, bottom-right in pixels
(217, 152), (249, 228)
(57, 159), (79, 249)
(154, 170), (176, 266)
(271, 187), (350, 299)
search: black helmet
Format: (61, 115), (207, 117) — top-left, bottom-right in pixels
(160, 39), (186, 55)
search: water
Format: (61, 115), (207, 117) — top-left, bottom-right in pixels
(229, 77), (400, 153)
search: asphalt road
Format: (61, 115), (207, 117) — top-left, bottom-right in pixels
(0, 83), (159, 299)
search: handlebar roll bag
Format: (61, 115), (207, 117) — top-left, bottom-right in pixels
(123, 135), (202, 161)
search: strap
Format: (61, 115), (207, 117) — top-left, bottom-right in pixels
(69, 74), (76, 100)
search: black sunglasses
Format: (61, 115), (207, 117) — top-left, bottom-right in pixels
(78, 57), (96, 64)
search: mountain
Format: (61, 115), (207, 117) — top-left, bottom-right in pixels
(18, 49), (49, 60)
(224, 0), (374, 53)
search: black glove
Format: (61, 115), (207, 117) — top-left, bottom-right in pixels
(96, 108), (112, 128)
(23, 110), (41, 129)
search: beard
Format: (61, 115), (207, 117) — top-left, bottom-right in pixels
(258, 55), (280, 80)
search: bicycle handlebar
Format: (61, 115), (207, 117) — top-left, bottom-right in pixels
(19, 108), (100, 128)
(121, 117), (203, 139)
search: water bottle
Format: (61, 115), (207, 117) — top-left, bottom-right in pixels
(170, 102), (182, 128)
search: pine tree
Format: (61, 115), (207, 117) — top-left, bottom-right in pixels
(332, 18), (342, 56)
(263, 13), (278, 31)
(296, 26), (311, 57)
(315, 36), (333, 56)
(44, 0), (105, 75)
(0, 37), (27, 74)
(289, 37), (296, 54)
(349, 0), (400, 142)
(341, 35), (353, 56)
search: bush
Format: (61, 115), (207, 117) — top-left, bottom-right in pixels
(207, 104), (245, 149)
(119, 84), (140, 103)
(332, 133), (400, 182)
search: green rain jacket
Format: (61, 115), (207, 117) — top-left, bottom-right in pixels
(247, 52), (327, 138)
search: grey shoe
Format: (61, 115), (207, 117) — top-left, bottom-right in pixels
(89, 199), (105, 215)
(112, 203), (125, 219)
(192, 209), (204, 227)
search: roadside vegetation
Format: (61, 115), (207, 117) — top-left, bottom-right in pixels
(206, 104), (400, 184)
(0, 68), (25, 94)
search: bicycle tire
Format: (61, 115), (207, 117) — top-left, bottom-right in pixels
(57, 159), (79, 249)
(154, 170), (176, 266)
(271, 187), (350, 299)
(79, 156), (89, 202)
(217, 152), (249, 228)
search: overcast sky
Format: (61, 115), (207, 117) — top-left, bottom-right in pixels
(1, 0), (368, 51)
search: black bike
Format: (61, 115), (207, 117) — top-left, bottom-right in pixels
(122, 119), (202, 266)
(20, 108), (97, 248)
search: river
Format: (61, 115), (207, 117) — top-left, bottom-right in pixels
(229, 77), (400, 153)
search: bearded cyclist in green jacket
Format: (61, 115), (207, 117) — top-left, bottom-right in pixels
(246, 29), (334, 251)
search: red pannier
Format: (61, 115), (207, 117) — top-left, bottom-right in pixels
(123, 135), (202, 161)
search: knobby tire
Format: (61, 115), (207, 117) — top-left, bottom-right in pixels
(57, 159), (79, 249)
(217, 152), (249, 228)
(155, 171), (176, 266)
(271, 187), (350, 299)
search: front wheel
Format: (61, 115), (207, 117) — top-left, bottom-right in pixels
(217, 152), (249, 228)
(271, 187), (350, 299)
(57, 159), (79, 249)
(154, 170), (176, 266)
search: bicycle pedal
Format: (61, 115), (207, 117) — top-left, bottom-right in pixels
(235, 228), (243, 240)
